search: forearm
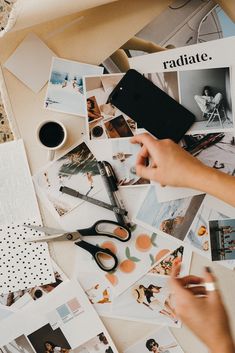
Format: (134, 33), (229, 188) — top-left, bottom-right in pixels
(210, 337), (235, 353)
(191, 165), (235, 207)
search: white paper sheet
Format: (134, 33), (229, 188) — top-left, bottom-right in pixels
(4, 33), (57, 93)
(0, 140), (41, 224)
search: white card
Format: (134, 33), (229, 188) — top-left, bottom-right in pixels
(4, 33), (56, 93)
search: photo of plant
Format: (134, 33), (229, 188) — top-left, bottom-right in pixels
(111, 138), (150, 186)
(44, 58), (103, 116)
(34, 142), (103, 217)
(149, 246), (184, 276)
(181, 132), (235, 175)
(209, 219), (235, 261)
(135, 186), (205, 241)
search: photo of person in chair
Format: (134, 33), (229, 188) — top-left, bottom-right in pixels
(194, 86), (223, 116)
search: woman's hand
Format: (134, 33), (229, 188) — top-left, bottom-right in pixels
(131, 133), (235, 207)
(170, 265), (235, 353)
(131, 133), (205, 188)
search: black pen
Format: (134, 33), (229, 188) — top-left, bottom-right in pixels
(60, 186), (127, 215)
(102, 161), (132, 227)
(97, 161), (126, 225)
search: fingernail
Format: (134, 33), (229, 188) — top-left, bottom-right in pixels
(205, 266), (212, 273)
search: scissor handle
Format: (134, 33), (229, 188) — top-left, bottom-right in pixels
(78, 220), (131, 242)
(75, 240), (118, 272)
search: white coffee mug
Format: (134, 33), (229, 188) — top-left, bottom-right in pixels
(37, 120), (67, 161)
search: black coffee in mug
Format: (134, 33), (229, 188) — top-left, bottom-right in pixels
(92, 125), (104, 138)
(39, 121), (65, 148)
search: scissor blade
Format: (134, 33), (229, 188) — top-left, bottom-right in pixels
(25, 234), (67, 243)
(25, 224), (65, 236)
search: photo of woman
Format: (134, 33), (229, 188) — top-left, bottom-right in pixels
(132, 284), (177, 324)
(44, 341), (70, 353)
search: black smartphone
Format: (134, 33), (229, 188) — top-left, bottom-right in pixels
(107, 69), (195, 142)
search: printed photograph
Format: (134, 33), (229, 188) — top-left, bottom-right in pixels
(185, 202), (228, 256)
(0, 261), (67, 308)
(79, 272), (113, 309)
(84, 75), (136, 140)
(149, 246), (184, 276)
(34, 142), (103, 217)
(209, 219), (235, 261)
(135, 186), (205, 241)
(72, 333), (114, 353)
(104, 115), (133, 138)
(181, 132), (235, 175)
(144, 71), (179, 102)
(44, 58), (103, 116)
(124, 327), (184, 353)
(1, 335), (35, 353)
(27, 323), (71, 353)
(87, 96), (103, 123)
(112, 275), (179, 327)
(179, 67), (233, 132)
(111, 138), (150, 186)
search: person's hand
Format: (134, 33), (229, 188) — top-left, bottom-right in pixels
(170, 265), (235, 353)
(131, 133), (206, 188)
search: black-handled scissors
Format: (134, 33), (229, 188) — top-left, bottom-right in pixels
(25, 220), (131, 272)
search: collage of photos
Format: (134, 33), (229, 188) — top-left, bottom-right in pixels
(179, 67), (233, 132)
(209, 219), (235, 261)
(34, 141), (103, 217)
(0, 281), (119, 353)
(124, 327), (184, 353)
(0, 261), (67, 309)
(44, 58), (103, 116)
(81, 221), (192, 296)
(84, 74), (136, 140)
(76, 243), (192, 320)
(0, 331), (114, 353)
(185, 201), (228, 257)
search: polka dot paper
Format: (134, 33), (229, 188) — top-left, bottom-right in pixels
(0, 222), (54, 294)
